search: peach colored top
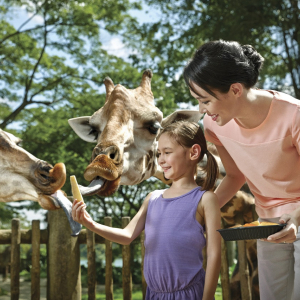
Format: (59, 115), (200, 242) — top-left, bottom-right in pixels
(204, 90), (300, 218)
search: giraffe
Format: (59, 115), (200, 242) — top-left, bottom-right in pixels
(0, 129), (67, 210)
(0, 129), (82, 235)
(68, 69), (259, 297)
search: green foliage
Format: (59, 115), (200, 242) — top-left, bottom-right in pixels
(80, 241), (144, 287)
(0, 203), (20, 228)
(80, 244), (106, 287)
(81, 286), (143, 300)
(16, 244), (47, 281)
(0, 3), (299, 293)
(0, 0), (142, 129)
(128, 0), (300, 98)
(0, 287), (7, 296)
(0, 0), (153, 220)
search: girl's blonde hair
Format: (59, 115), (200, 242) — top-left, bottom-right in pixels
(158, 120), (219, 191)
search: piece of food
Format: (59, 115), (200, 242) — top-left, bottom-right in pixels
(230, 220), (279, 229)
(243, 220), (260, 227)
(231, 224), (243, 228)
(70, 175), (84, 203)
(259, 221), (279, 226)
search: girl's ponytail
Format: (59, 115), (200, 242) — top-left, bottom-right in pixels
(200, 150), (219, 191)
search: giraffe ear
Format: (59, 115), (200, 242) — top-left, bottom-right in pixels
(161, 110), (203, 128)
(68, 116), (97, 143)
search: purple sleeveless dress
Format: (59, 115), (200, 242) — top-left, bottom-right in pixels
(144, 187), (207, 300)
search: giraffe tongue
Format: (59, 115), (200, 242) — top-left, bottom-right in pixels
(51, 190), (82, 237)
(79, 177), (104, 196)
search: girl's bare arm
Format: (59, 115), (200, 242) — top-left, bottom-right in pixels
(72, 193), (151, 245)
(200, 191), (221, 300)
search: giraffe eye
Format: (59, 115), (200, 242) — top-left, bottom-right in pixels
(148, 122), (162, 135)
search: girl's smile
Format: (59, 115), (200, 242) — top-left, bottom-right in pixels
(162, 166), (171, 173)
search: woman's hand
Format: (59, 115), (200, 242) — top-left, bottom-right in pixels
(263, 214), (299, 244)
(72, 200), (94, 229)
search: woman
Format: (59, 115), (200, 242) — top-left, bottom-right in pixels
(183, 39), (300, 300)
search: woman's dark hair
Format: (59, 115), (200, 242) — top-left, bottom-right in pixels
(183, 40), (264, 97)
(158, 120), (219, 191)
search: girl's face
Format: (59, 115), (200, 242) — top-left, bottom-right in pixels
(190, 82), (239, 126)
(157, 133), (192, 180)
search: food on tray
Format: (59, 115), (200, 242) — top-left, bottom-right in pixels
(70, 175), (84, 203)
(230, 220), (278, 228)
(259, 221), (279, 226)
(243, 220), (260, 227)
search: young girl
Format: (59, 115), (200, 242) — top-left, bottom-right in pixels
(183, 40), (300, 300)
(72, 120), (221, 300)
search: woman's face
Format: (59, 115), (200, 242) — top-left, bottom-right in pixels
(189, 82), (239, 126)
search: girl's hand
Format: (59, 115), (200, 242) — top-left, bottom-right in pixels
(262, 214), (298, 244)
(72, 200), (94, 229)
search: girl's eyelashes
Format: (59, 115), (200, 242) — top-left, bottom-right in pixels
(156, 151), (171, 157)
(202, 101), (209, 105)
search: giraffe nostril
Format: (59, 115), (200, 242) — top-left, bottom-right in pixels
(40, 173), (49, 180)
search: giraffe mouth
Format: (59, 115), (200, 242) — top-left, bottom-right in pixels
(79, 177), (105, 196)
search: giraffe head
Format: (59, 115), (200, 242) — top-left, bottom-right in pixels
(0, 129), (66, 210)
(69, 70), (201, 196)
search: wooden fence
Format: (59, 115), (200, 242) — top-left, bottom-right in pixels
(0, 209), (255, 300)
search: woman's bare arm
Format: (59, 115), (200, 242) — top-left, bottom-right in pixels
(215, 145), (246, 207)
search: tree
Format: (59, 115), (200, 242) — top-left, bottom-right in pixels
(0, 0), (142, 129)
(128, 0), (300, 99)
(0, 203), (19, 228)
